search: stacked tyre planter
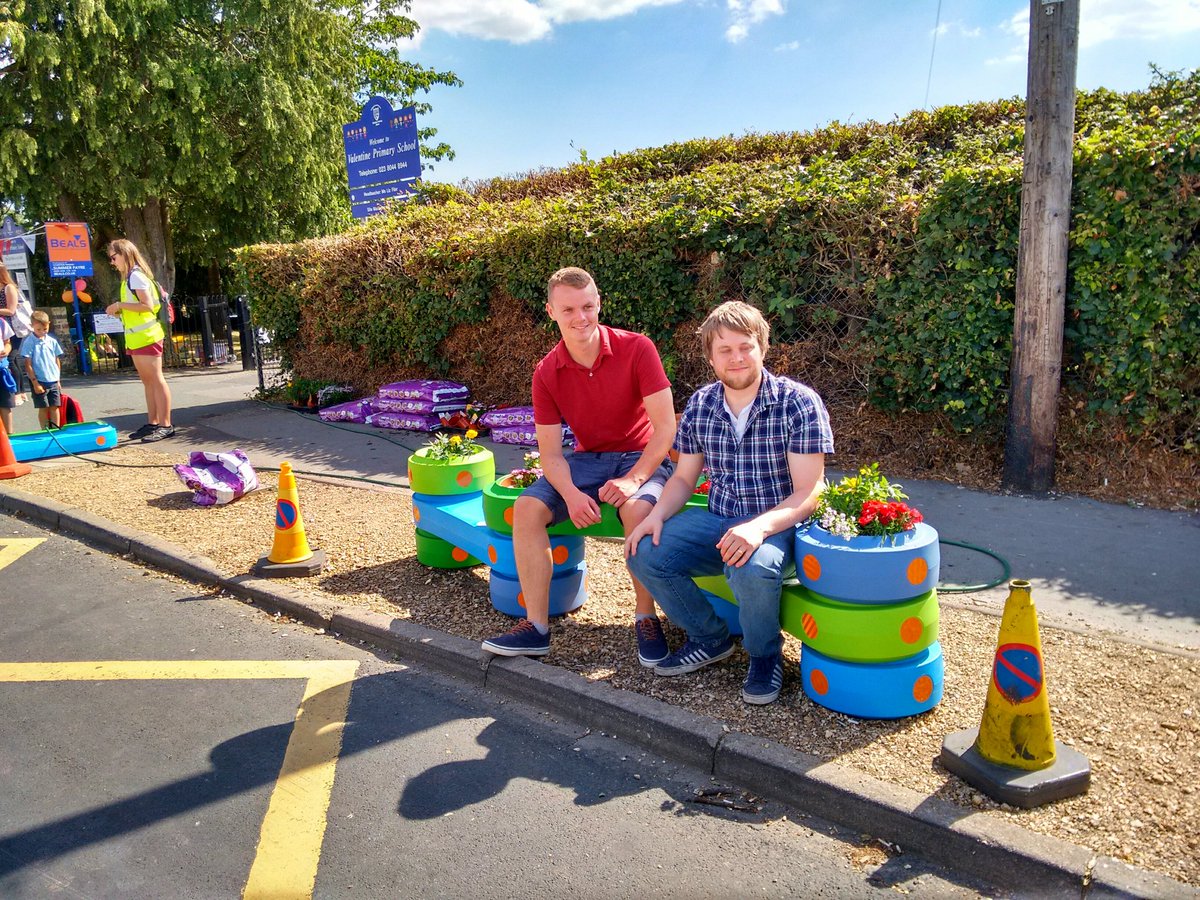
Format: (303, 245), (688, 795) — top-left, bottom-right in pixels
(482, 476), (719, 622)
(792, 522), (943, 719)
(410, 453), (587, 617)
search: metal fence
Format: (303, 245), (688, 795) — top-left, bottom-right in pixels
(81, 293), (257, 376)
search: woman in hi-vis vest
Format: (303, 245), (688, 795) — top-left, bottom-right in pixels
(105, 240), (174, 442)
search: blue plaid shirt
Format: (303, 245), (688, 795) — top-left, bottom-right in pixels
(676, 370), (834, 519)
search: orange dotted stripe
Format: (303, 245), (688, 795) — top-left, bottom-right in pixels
(487, 545), (498, 564)
(801, 554), (821, 581)
(899, 616), (923, 644)
(912, 674), (933, 703)
(809, 669), (829, 696)
(800, 612), (818, 640)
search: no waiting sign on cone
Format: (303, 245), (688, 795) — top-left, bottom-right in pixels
(254, 462), (326, 577)
(939, 580), (1090, 808)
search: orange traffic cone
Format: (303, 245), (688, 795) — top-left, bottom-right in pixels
(0, 426), (33, 480)
(939, 580), (1090, 807)
(254, 462), (325, 577)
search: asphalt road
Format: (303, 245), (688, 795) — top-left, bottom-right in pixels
(0, 517), (1000, 899)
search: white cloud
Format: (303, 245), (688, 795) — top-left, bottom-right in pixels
(997, 0), (1200, 55)
(540, 0), (689, 24)
(725, 0), (786, 43)
(406, 0), (552, 45)
(406, 0), (691, 45)
(1079, 0), (1200, 45)
(775, 39), (801, 52)
(935, 21), (982, 38)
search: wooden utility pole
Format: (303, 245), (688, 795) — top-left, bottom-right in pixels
(1002, 0), (1079, 492)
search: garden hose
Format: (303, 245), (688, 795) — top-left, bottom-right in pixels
(935, 538), (1012, 593)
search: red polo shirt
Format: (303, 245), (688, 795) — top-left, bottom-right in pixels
(532, 325), (671, 453)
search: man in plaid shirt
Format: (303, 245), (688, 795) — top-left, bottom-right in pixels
(626, 300), (833, 705)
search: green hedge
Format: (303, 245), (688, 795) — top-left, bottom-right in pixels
(234, 70), (1199, 451)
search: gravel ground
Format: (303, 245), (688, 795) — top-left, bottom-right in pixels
(12, 446), (1200, 887)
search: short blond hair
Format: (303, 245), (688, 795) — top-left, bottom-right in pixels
(699, 300), (770, 358)
(546, 266), (596, 299)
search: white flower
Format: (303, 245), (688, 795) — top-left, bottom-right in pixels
(819, 509), (859, 540)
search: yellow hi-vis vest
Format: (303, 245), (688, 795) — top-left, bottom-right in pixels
(119, 271), (166, 350)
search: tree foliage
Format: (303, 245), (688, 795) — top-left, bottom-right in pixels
(235, 70), (1199, 453)
(0, 0), (459, 290)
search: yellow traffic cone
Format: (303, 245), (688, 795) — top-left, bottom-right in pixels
(939, 580), (1089, 807)
(254, 462), (326, 577)
(976, 579), (1056, 769)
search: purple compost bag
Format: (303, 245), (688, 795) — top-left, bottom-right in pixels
(489, 423), (538, 446)
(480, 406), (535, 428)
(377, 380), (469, 404)
(374, 396), (466, 415)
(173, 449), (259, 506)
(490, 421), (575, 447)
(319, 398), (372, 423)
(366, 411), (443, 432)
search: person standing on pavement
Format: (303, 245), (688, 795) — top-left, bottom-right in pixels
(0, 313), (15, 434)
(481, 266), (677, 664)
(20, 310), (65, 430)
(0, 261), (31, 405)
(625, 300), (833, 705)
(104, 239), (174, 442)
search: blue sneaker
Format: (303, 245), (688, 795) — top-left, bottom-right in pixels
(654, 636), (735, 677)
(635, 616), (669, 667)
(482, 619), (550, 657)
(741, 653), (783, 705)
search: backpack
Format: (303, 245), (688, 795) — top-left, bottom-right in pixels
(60, 392), (84, 424)
(127, 273), (175, 326)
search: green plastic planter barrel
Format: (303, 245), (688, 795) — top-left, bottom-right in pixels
(484, 475), (709, 537)
(415, 528), (481, 569)
(781, 587), (939, 662)
(408, 448), (496, 496)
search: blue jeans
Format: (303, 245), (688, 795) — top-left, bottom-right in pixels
(628, 507), (794, 658)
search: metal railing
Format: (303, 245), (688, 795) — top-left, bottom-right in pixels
(80, 293), (257, 375)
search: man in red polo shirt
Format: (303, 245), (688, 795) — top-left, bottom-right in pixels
(482, 267), (676, 662)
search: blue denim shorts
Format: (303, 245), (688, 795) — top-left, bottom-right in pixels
(32, 383), (61, 408)
(523, 451), (672, 526)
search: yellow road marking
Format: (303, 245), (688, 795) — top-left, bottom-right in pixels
(0, 659), (359, 899)
(0, 538), (46, 571)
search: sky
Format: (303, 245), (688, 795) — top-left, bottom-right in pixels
(397, 0), (1200, 186)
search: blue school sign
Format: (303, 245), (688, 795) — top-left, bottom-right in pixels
(343, 96), (421, 219)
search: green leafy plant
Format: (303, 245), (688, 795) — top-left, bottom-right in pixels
(287, 377), (333, 406)
(816, 464), (923, 539)
(423, 428), (484, 462)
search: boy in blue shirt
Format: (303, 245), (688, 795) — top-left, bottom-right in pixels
(20, 310), (65, 429)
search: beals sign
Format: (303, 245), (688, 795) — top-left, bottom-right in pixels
(45, 222), (94, 278)
(342, 96), (421, 219)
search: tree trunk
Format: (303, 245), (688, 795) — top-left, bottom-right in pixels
(120, 199), (176, 296)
